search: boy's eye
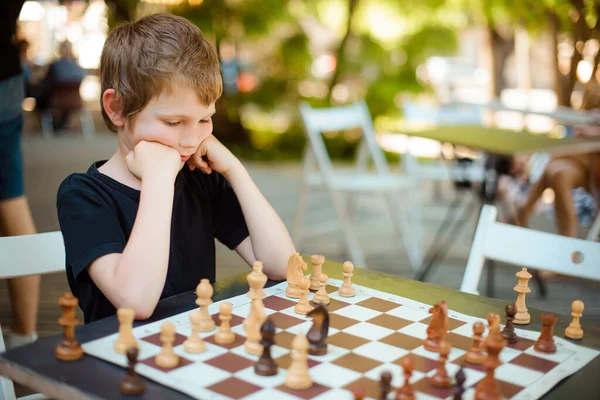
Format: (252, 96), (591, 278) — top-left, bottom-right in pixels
(164, 121), (180, 127)
(200, 117), (212, 124)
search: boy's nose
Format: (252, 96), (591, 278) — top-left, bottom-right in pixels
(179, 132), (200, 149)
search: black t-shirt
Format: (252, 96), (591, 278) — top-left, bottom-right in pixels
(0, 0), (25, 81)
(57, 161), (249, 323)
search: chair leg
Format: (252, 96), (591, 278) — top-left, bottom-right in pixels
(328, 188), (366, 268)
(384, 192), (424, 269)
(40, 111), (54, 138)
(292, 183), (308, 248)
(0, 323), (17, 400)
(80, 110), (95, 138)
(531, 270), (548, 299)
(486, 260), (495, 298)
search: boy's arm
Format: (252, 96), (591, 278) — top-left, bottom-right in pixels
(89, 142), (180, 319)
(190, 136), (294, 281)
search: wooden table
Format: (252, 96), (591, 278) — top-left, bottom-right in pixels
(1, 258), (599, 399)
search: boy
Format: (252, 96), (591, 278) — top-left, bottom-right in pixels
(57, 13), (295, 324)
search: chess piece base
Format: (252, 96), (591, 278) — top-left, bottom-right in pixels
(245, 341), (263, 355)
(338, 286), (355, 297)
(183, 338), (206, 353)
(423, 338), (439, 352)
(215, 332), (235, 345)
(513, 314), (530, 325)
(255, 360), (278, 376)
(311, 298), (330, 306)
(465, 350), (486, 364)
(308, 342), (327, 356)
(114, 340), (137, 354)
(534, 341), (557, 354)
(294, 303), (313, 315)
(429, 374), (452, 388)
(501, 331), (518, 343)
(155, 353), (179, 369)
(198, 320), (216, 332)
(565, 326), (583, 340)
(55, 340), (84, 361)
(396, 388), (416, 400)
(286, 286), (302, 299)
(285, 374), (312, 390)
(121, 375), (145, 395)
(474, 380), (502, 400)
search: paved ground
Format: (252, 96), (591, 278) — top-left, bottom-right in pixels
(2, 125), (599, 343)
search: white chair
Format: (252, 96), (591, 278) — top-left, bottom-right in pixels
(0, 231), (65, 400)
(294, 101), (423, 270)
(460, 205), (600, 295)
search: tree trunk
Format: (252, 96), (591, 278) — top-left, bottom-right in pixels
(327, 0), (359, 104)
(487, 24), (513, 98)
(549, 12), (570, 107)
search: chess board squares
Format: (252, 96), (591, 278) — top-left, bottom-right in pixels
(230, 343), (289, 362)
(366, 314), (413, 331)
(331, 352), (383, 373)
(331, 304), (382, 322)
(203, 352), (256, 373)
(164, 361), (232, 388)
(393, 354), (438, 374)
(173, 341), (227, 362)
(412, 345), (466, 363)
(325, 284), (339, 294)
(343, 376), (380, 399)
(262, 295), (297, 311)
(364, 363), (425, 387)
(461, 381), (525, 400)
(323, 298), (351, 312)
(312, 388), (358, 400)
(328, 291), (370, 304)
(275, 381), (331, 399)
(421, 315), (468, 331)
(240, 388), (303, 400)
(411, 376), (455, 399)
(285, 320), (340, 338)
(309, 362), (362, 388)
(355, 297), (401, 312)
(274, 330), (296, 349)
(378, 332), (423, 350)
(307, 344), (351, 363)
(139, 354), (194, 373)
(329, 313), (360, 330)
(509, 353), (560, 373)
(385, 305), (432, 322)
(204, 333), (246, 349)
(425, 362), (485, 388)
(506, 336), (536, 351)
(267, 312), (306, 330)
(343, 322), (395, 341)
(230, 304), (276, 320)
(353, 341), (410, 363)
(141, 331), (188, 348)
(234, 365), (287, 388)
(326, 332), (370, 350)
(397, 321), (429, 340)
(495, 363), (545, 387)
(451, 345), (521, 369)
(206, 377), (263, 400)
(445, 332), (474, 351)
(524, 343), (576, 363)
(274, 353), (321, 370)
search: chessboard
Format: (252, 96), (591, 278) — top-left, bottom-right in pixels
(82, 278), (599, 400)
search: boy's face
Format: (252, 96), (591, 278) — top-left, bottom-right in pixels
(122, 84), (215, 166)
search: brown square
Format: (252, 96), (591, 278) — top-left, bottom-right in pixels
(139, 354), (193, 373)
(322, 298), (351, 312)
(506, 337), (536, 351)
(327, 332), (370, 350)
(276, 382), (330, 399)
(207, 377), (262, 399)
(357, 297), (400, 312)
(274, 331), (296, 349)
(379, 332), (423, 350)
(275, 353), (320, 369)
(263, 296), (297, 311)
(269, 312), (305, 329)
(329, 313), (360, 330)
(421, 316), (467, 331)
(141, 332), (187, 347)
(344, 377), (380, 399)
(393, 354), (437, 373)
(509, 353), (559, 373)
(450, 355), (486, 372)
(211, 313), (244, 327)
(446, 332), (473, 351)
(204, 352), (255, 373)
(326, 284), (339, 294)
(332, 352), (382, 373)
(496, 380), (526, 398)
(204, 333), (245, 349)
(412, 376), (454, 399)
(367, 314), (412, 330)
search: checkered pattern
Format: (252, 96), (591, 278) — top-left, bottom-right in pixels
(82, 279), (599, 400)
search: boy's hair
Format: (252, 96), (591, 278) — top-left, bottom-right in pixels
(99, 13), (222, 132)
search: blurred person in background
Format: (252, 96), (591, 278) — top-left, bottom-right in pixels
(35, 40), (87, 131)
(0, 0), (40, 348)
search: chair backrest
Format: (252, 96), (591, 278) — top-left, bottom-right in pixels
(460, 205), (600, 294)
(0, 231), (65, 279)
(298, 101), (391, 178)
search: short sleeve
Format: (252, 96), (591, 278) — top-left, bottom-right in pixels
(57, 182), (126, 283)
(211, 172), (249, 249)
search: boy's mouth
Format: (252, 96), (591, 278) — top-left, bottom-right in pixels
(180, 155), (191, 162)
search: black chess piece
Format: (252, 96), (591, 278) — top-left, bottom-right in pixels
(380, 370), (392, 400)
(255, 318), (278, 376)
(502, 303), (518, 343)
(453, 367), (466, 400)
(307, 304), (329, 356)
(121, 347), (145, 395)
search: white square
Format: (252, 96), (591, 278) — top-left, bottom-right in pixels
(398, 322), (429, 339)
(411, 345), (465, 362)
(495, 363), (544, 387)
(450, 322), (487, 338)
(307, 344), (350, 362)
(173, 341), (228, 362)
(310, 363), (362, 387)
(278, 306), (312, 321)
(175, 324), (218, 339)
(167, 361), (232, 387)
(240, 388), (301, 400)
(427, 364), (485, 388)
(235, 366), (287, 388)
(353, 341), (409, 363)
(343, 322), (394, 341)
(386, 305), (431, 322)
(328, 291), (371, 304)
(231, 344), (289, 362)
(232, 302), (278, 319)
(333, 305), (382, 322)
(524, 344), (576, 363)
(313, 388), (355, 400)
(499, 345), (522, 364)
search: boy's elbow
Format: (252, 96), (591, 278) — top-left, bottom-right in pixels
(117, 295), (158, 320)
(134, 307), (154, 320)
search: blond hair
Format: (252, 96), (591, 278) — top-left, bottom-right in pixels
(99, 13), (222, 132)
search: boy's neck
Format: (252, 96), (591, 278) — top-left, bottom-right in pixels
(97, 142), (143, 191)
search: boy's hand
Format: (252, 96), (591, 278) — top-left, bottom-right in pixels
(187, 135), (241, 179)
(126, 140), (181, 181)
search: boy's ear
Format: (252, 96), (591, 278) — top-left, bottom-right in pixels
(102, 89), (125, 128)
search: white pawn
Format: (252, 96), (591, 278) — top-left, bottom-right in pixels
(155, 322), (179, 369)
(196, 279), (216, 332)
(243, 261), (267, 331)
(244, 302), (263, 355)
(565, 300), (584, 340)
(312, 273), (330, 306)
(114, 308), (137, 353)
(215, 302), (235, 345)
(338, 261), (355, 297)
(184, 310), (206, 353)
(294, 277), (313, 315)
(284, 331), (312, 390)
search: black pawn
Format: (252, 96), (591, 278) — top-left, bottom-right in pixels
(380, 370), (392, 400)
(121, 347), (145, 395)
(502, 303), (518, 343)
(254, 318), (277, 376)
(453, 367), (466, 400)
